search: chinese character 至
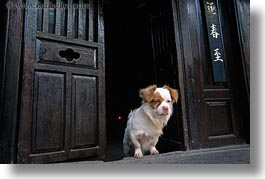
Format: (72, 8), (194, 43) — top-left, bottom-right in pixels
(213, 48), (223, 62)
(210, 24), (220, 39)
(206, 1), (217, 15)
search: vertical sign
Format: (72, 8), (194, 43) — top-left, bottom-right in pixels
(203, 0), (227, 83)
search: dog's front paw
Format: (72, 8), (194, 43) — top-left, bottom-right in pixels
(134, 148), (143, 159)
(150, 148), (159, 155)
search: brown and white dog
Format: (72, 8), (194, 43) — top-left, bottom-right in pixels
(123, 85), (178, 158)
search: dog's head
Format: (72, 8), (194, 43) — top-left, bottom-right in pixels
(140, 85), (178, 116)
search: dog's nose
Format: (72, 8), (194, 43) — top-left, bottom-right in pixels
(162, 106), (168, 112)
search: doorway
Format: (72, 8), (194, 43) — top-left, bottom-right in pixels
(0, 0), (249, 164)
(104, 0), (184, 161)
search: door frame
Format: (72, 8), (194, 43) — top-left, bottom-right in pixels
(0, 0), (24, 163)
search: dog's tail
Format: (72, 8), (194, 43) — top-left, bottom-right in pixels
(123, 127), (131, 156)
(123, 110), (136, 156)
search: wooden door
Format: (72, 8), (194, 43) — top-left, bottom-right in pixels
(17, 0), (105, 163)
(196, 0), (249, 147)
(171, 0), (249, 149)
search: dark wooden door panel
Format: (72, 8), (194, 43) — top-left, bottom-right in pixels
(36, 39), (98, 68)
(17, 0), (105, 163)
(32, 72), (65, 153)
(206, 100), (233, 136)
(200, 90), (241, 147)
(71, 75), (98, 149)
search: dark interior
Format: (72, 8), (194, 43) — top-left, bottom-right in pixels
(104, 0), (184, 161)
(0, 0), (8, 115)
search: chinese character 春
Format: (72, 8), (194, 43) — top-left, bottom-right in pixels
(206, 2), (217, 15)
(210, 24), (220, 39)
(213, 48), (223, 62)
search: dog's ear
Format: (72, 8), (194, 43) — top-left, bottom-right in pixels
(140, 85), (157, 103)
(163, 85), (179, 103)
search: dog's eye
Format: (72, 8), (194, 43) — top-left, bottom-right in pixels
(166, 100), (172, 103)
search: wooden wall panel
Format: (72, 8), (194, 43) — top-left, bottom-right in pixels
(149, 0), (184, 151)
(234, 0), (250, 98)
